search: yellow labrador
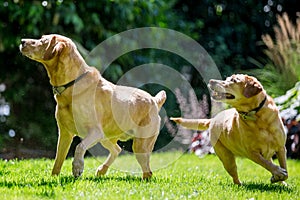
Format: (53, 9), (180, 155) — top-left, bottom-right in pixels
(20, 34), (166, 179)
(171, 74), (288, 184)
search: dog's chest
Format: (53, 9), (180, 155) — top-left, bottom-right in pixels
(56, 104), (77, 133)
(238, 116), (285, 157)
(56, 99), (101, 138)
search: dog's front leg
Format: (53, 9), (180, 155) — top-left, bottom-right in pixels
(52, 130), (73, 175)
(72, 129), (103, 177)
(273, 147), (288, 184)
(249, 152), (288, 183)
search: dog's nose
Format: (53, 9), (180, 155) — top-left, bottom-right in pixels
(209, 79), (215, 85)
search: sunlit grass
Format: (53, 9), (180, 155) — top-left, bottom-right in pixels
(0, 152), (299, 199)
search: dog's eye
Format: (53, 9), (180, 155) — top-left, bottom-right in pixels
(231, 77), (241, 83)
(40, 38), (48, 43)
(228, 77), (237, 83)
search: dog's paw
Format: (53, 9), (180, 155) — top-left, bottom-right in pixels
(233, 179), (242, 185)
(278, 181), (288, 186)
(142, 171), (153, 180)
(271, 167), (288, 183)
(96, 164), (109, 176)
(72, 158), (84, 177)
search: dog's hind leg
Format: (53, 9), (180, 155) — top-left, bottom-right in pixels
(132, 135), (158, 179)
(96, 139), (122, 176)
(214, 140), (241, 185)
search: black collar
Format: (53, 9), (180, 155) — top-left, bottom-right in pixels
(252, 96), (267, 113)
(238, 96), (267, 120)
(52, 71), (89, 95)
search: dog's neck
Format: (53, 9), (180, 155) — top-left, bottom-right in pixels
(237, 95), (267, 120)
(42, 49), (88, 87)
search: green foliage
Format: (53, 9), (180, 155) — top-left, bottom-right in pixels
(249, 64), (289, 96)
(275, 81), (300, 120)
(0, 0), (299, 153)
(0, 153), (299, 199)
(174, 0), (279, 75)
(254, 12), (300, 96)
(0, 0), (195, 151)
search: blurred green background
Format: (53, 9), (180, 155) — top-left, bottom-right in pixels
(0, 0), (299, 159)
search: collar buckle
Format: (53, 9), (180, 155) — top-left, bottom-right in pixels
(53, 86), (66, 95)
(52, 71), (89, 95)
(239, 111), (257, 121)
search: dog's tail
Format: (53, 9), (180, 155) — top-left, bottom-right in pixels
(154, 90), (167, 109)
(170, 117), (211, 130)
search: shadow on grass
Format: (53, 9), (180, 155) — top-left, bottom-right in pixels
(240, 182), (294, 193)
(0, 174), (166, 189)
(0, 175), (76, 188)
(85, 175), (165, 183)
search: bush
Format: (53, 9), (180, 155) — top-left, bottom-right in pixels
(252, 12), (300, 96)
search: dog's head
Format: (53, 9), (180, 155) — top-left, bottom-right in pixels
(208, 74), (264, 104)
(20, 34), (87, 87)
(19, 34), (75, 63)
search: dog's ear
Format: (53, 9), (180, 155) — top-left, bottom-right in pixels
(243, 78), (262, 98)
(43, 36), (65, 60)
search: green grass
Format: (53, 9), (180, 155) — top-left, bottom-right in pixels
(0, 152), (299, 199)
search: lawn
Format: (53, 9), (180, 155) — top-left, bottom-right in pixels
(0, 152), (299, 200)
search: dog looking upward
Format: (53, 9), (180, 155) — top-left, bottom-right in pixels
(171, 74), (288, 185)
(20, 34), (166, 179)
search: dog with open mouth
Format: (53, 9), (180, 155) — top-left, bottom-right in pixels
(20, 34), (166, 179)
(171, 74), (288, 185)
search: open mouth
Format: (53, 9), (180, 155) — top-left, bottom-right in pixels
(208, 81), (235, 100)
(19, 45), (28, 54)
(211, 91), (235, 100)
